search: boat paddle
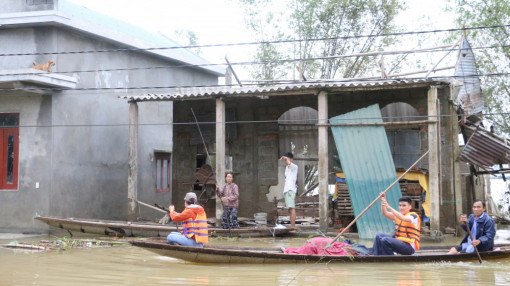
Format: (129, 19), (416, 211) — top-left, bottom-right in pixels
(130, 198), (179, 231)
(464, 218), (483, 264)
(155, 203), (169, 212)
(130, 198), (167, 214)
(155, 203), (180, 231)
(326, 150), (430, 248)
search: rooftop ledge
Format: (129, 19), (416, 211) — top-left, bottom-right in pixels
(0, 68), (77, 93)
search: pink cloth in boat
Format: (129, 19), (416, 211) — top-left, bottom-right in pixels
(284, 237), (357, 256)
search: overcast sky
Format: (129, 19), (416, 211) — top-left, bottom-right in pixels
(67, 0), (455, 78)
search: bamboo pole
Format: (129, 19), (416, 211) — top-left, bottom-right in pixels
(326, 150), (430, 247)
(464, 220), (483, 264)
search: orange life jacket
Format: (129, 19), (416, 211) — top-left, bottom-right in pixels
(395, 212), (420, 250)
(181, 211), (209, 244)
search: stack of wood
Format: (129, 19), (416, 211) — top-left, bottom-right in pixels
(333, 180), (423, 220)
(334, 183), (354, 217)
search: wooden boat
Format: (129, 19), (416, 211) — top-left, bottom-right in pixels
(130, 239), (510, 264)
(35, 215), (292, 238)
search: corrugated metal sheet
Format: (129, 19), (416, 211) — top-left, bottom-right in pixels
(330, 104), (402, 239)
(120, 79), (450, 102)
(458, 124), (510, 168)
(455, 36), (484, 114)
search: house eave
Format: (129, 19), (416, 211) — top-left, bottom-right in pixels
(0, 68), (77, 94)
(0, 11), (225, 76)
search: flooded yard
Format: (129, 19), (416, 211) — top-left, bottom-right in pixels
(1, 226), (509, 285)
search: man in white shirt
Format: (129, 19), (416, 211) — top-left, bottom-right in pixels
(280, 152), (298, 228)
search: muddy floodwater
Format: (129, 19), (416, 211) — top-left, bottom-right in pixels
(1, 226), (510, 286)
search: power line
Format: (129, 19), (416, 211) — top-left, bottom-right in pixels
(2, 24), (510, 57)
(6, 43), (510, 77)
(1, 73), (509, 92)
(3, 45), (510, 76)
(8, 112), (510, 129)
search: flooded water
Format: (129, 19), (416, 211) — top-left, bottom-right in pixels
(1, 226), (510, 286)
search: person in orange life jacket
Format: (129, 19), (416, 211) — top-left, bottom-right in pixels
(167, 192), (209, 247)
(447, 200), (496, 254)
(216, 171), (240, 229)
(371, 194), (421, 255)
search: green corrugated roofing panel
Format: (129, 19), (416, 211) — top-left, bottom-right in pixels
(330, 104), (402, 239)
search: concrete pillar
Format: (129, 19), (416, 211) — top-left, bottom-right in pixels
(297, 161), (305, 195)
(428, 86), (440, 232)
(128, 101), (138, 221)
(451, 103), (463, 233)
(318, 91), (329, 229)
(216, 98), (226, 226)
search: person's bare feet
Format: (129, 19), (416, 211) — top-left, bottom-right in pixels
(447, 247), (459, 254)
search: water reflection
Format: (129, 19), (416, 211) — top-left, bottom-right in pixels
(0, 225), (509, 286)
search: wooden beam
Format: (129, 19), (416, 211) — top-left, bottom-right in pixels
(425, 37), (462, 78)
(428, 86), (440, 232)
(475, 169), (510, 175)
(128, 101), (138, 221)
(318, 90), (329, 230)
(295, 64), (307, 81)
(225, 56), (242, 87)
(316, 120), (437, 127)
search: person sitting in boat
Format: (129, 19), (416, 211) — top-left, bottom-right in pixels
(167, 192), (209, 247)
(371, 194), (420, 255)
(447, 200), (496, 254)
(215, 171), (240, 229)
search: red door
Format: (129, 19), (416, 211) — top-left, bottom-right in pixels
(0, 128), (19, 190)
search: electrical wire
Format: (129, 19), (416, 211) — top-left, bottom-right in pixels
(1, 24), (509, 57)
(5, 112), (510, 129)
(5, 44), (510, 77)
(1, 73), (509, 92)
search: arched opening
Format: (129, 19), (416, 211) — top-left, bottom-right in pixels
(266, 106), (321, 224)
(277, 106), (318, 196)
(381, 102), (422, 169)
(381, 102), (425, 220)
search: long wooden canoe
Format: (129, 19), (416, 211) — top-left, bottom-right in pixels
(130, 239), (510, 264)
(35, 215), (292, 238)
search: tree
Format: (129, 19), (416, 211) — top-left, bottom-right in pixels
(161, 29), (202, 56)
(450, 0), (510, 134)
(238, 0), (405, 81)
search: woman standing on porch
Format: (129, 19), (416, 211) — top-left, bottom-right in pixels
(216, 171), (240, 229)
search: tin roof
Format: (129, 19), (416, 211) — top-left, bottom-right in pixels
(455, 36), (484, 114)
(458, 123), (510, 168)
(120, 78), (451, 102)
(330, 104), (403, 240)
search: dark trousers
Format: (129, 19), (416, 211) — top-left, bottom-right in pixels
(372, 233), (415, 255)
(222, 208), (240, 229)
